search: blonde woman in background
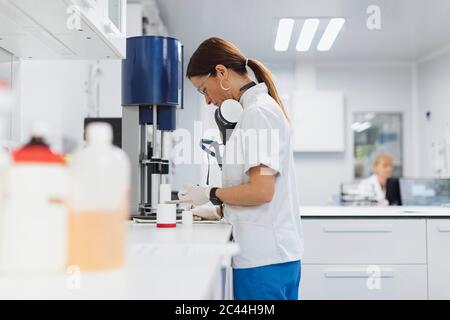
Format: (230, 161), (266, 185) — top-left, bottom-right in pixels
(359, 154), (394, 205)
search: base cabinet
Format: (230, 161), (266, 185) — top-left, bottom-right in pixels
(299, 264), (427, 300)
(300, 218), (450, 300)
(427, 219), (450, 300)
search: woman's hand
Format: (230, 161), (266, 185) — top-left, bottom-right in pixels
(178, 165), (276, 208)
(191, 202), (221, 221)
(178, 185), (211, 206)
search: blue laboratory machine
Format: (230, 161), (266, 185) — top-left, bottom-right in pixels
(122, 36), (183, 216)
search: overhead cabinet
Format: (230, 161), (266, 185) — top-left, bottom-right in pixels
(300, 217), (450, 300)
(291, 91), (345, 152)
(0, 0), (126, 59)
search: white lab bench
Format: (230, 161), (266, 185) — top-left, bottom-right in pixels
(299, 206), (450, 300)
(0, 222), (236, 300)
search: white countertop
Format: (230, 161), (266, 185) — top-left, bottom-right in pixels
(300, 206), (450, 217)
(0, 222), (235, 300)
(128, 221), (233, 245)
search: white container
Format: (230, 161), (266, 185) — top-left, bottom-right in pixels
(68, 122), (130, 271)
(159, 183), (171, 203)
(182, 210), (193, 225)
(157, 203), (177, 228)
(0, 123), (67, 275)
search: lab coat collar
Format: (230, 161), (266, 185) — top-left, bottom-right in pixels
(239, 82), (268, 108)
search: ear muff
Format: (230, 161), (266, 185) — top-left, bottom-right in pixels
(220, 99), (243, 123)
(213, 82), (257, 145)
(215, 99), (243, 145)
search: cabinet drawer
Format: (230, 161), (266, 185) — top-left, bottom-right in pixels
(299, 264), (428, 300)
(302, 219), (426, 264)
(427, 219), (450, 300)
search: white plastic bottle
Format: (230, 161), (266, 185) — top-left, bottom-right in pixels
(0, 123), (68, 275)
(68, 122), (130, 271)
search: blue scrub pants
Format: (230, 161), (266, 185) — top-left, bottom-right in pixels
(233, 260), (301, 300)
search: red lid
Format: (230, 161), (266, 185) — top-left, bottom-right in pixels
(0, 79), (9, 89)
(12, 145), (64, 164)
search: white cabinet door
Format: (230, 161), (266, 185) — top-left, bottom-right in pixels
(302, 219), (427, 264)
(0, 0), (126, 59)
(427, 219), (450, 300)
(291, 91), (345, 152)
(299, 265), (428, 300)
(69, 0), (126, 57)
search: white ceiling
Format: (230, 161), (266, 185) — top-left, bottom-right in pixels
(153, 0), (450, 63)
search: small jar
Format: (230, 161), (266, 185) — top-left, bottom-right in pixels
(182, 210), (193, 225)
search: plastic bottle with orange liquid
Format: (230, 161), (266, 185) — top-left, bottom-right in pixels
(67, 122), (130, 271)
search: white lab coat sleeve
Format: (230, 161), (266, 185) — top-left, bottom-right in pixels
(357, 178), (374, 196)
(238, 107), (285, 176)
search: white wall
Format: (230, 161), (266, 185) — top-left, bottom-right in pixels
(0, 59), (11, 80)
(271, 62), (414, 205)
(16, 60), (89, 152)
(0, 50), (13, 142)
(14, 58), (127, 153)
(170, 81), (204, 191)
(15, 58), (127, 153)
(417, 51), (450, 177)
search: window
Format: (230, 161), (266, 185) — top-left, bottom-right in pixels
(353, 112), (403, 179)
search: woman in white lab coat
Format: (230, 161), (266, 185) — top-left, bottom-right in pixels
(178, 37), (304, 300)
(358, 154), (394, 205)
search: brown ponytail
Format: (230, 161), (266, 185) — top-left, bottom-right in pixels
(246, 58), (289, 121)
(186, 37), (289, 121)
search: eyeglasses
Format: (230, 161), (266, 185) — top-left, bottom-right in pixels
(197, 73), (211, 96)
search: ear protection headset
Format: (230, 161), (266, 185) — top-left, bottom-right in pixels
(215, 81), (257, 145)
(200, 81), (257, 184)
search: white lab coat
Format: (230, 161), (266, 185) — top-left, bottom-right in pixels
(221, 83), (304, 269)
(358, 174), (389, 206)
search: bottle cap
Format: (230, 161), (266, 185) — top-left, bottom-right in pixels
(30, 121), (49, 139)
(13, 122), (63, 164)
(86, 122), (113, 144)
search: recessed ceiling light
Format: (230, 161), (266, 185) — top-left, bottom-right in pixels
(317, 18), (345, 51)
(274, 18), (295, 51)
(296, 19), (320, 51)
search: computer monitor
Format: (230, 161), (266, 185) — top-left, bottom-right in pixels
(399, 178), (450, 206)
